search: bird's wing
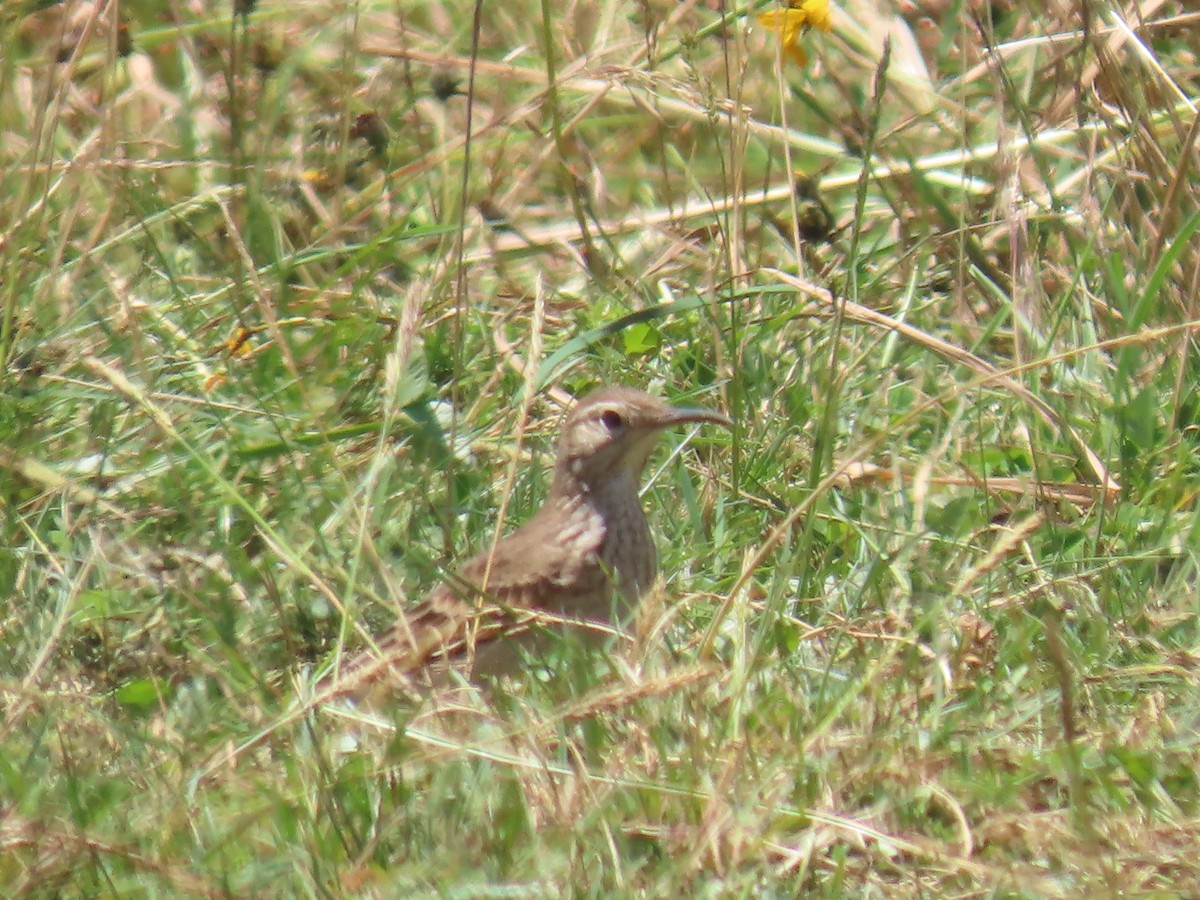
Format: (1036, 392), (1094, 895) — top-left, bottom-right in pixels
(323, 509), (612, 698)
(454, 507), (613, 614)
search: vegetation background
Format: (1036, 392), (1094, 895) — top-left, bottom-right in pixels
(3, 0), (1199, 894)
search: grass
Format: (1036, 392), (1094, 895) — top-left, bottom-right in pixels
(3, 0), (1200, 894)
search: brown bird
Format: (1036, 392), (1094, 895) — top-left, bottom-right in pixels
(326, 386), (731, 699)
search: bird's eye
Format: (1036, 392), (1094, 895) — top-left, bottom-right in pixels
(599, 409), (624, 431)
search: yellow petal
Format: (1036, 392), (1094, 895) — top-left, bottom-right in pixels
(801, 0), (834, 33)
(757, 9), (805, 44)
(784, 43), (809, 66)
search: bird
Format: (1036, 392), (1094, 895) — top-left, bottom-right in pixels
(324, 385), (731, 701)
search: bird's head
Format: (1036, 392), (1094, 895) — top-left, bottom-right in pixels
(551, 387), (731, 494)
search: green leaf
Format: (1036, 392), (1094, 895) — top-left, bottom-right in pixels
(116, 679), (162, 709)
(623, 322), (662, 356)
(73, 589), (118, 623)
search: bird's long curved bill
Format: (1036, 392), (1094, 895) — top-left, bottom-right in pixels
(661, 406), (733, 429)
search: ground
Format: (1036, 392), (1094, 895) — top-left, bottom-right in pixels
(2, 0), (1200, 895)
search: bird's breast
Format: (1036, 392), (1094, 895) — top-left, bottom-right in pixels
(550, 490), (656, 615)
(599, 506), (655, 603)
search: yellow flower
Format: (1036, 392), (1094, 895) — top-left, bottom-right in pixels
(800, 0), (834, 33)
(757, 0), (833, 66)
